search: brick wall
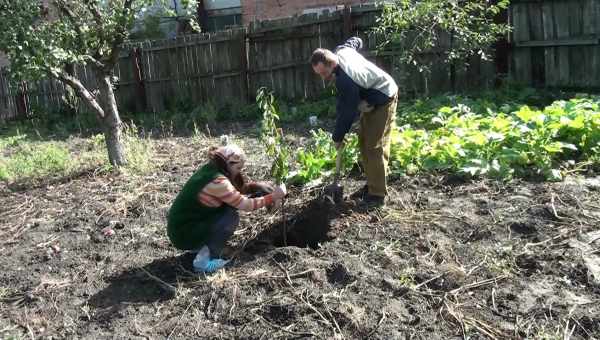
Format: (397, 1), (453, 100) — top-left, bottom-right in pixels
(242, 0), (370, 24)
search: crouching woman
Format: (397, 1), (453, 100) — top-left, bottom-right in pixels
(167, 144), (286, 273)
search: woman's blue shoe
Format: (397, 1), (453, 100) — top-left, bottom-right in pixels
(202, 259), (230, 273)
(193, 256), (230, 273)
(192, 246), (230, 273)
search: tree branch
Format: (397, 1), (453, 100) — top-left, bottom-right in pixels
(74, 0), (108, 69)
(55, 70), (105, 119)
(83, 0), (103, 27)
(104, 0), (134, 71)
(83, 55), (105, 70)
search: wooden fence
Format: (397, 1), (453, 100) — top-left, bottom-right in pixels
(510, 0), (600, 88)
(0, 4), (498, 121)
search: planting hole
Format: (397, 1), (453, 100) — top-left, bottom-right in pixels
(245, 200), (334, 253)
(509, 222), (537, 235)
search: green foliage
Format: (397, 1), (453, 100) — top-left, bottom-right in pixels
(256, 90), (354, 187)
(0, 121), (155, 182)
(374, 0), (511, 75)
(391, 96), (600, 181)
(396, 86), (566, 130)
(257, 88), (290, 184)
(191, 102), (220, 125)
(0, 133), (28, 150)
(129, 9), (167, 41)
(0, 0), (199, 81)
(289, 129), (359, 185)
(0, 142), (74, 182)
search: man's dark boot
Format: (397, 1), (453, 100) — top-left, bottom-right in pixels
(350, 184), (369, 200)
(363, 193), (385, 208)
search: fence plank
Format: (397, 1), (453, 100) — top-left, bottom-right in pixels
(512, 3), (533, 85)
(569, 0), (584, 37)
(0, 72), (12, 120)
(528, 2), (546, 86)
(202, 34), (215, 105)
(555, 1), (572, 86)
(193, 35), (206, 104)
(183, 35), (194, 104)
(593, 45), (600, 87)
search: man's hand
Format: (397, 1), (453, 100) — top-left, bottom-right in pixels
(358, 100), (374, 113)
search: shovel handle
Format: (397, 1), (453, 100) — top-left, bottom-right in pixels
(334, 144), (344, 183)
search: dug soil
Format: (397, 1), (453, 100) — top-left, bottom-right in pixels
(1, 128), (599, 339)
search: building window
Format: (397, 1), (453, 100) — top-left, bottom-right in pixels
(206, 14), (242, 31)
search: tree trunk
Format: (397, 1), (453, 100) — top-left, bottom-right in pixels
(97, 72), (127, 166)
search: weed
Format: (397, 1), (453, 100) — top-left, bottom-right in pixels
(191, 102), (219, 125)
(121, 122), (155, 175)
(0, 141), (74, 182)
(397, 269), (416, 288)
(280, 97), (336, 122)
(191, 121), (204, 145)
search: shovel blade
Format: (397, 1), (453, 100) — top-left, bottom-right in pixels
(323, 183), (344, 204)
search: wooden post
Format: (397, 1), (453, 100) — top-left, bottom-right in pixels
(343, 5), (352, 40)
(0, 72), (6, 121)
(450, 32), (456, 92)
(15, 81), (28, 118)
(131, 47), (147, 112)
(493, 1), (510, 87)
(239, 30), (249, 103)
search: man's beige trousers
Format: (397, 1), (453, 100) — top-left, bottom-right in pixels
(358, 95), (398, 197)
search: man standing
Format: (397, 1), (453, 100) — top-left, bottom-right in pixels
(310, 37), (398, 207)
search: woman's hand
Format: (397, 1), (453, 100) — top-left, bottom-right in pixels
(272, 183), (287, 200)
(252, 181), (274, 194)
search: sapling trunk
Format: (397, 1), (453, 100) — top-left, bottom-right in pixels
(281, 196), (287, 247)
(258, 88), (290, 246)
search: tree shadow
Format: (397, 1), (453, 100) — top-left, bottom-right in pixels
(5, 167), (109, 192)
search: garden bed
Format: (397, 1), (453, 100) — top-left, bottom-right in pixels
(1, 124), (599, 338)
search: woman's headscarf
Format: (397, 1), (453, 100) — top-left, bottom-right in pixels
(214, 144), (245, 165)
(208, 144), (247, 192)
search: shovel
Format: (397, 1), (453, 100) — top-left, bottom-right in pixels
(323, 145), (344, 203)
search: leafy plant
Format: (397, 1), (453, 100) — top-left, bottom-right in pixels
(257, 88), (290, 184)
(129, 7), (167, 41)
(289, 129), (359, 185)
(391, 96), (600, 181)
